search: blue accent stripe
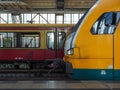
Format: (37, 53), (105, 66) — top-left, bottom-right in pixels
(72, 69), (113, 80)
(114, 70), (120, 80)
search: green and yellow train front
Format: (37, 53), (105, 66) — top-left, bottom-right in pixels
(63, 0), (120, 80)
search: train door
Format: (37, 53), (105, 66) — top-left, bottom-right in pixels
(46, 28), (66, 61)
(88, 12), (119, 80)
(56, 29), (66, 59)
(113, 12), (120, 80)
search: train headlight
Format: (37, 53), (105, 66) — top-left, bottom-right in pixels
(67, 48), (74, 55)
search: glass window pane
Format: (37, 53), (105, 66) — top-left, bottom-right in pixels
(64, 14), (71, 24)
(79, 13), (84, 19)
(58, 32), (66, 49)
(72, 14), (78, 24)
(24, 14), (32, 24)
(47, 32), (55, 49)
(0, 33), (15, 48)
(1, 14), (7, 24)
(48, 14), (55, 24)
(3, 37), (12, 47)
(21, 33), (40, 48)
(34, 15), (40, 24)
(91, 12), (120, 35)
(39, 14), (48, 24)
(56, 15), (63, 24)
(8, 14), (12, 24)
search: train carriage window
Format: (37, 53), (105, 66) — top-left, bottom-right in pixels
(3, 37), (12, 47)
(0, 32), (40, 48)
(47, 32), (55, 50)
(0, 34), (2, 47)
(58, 32), (66, 49)
(0, 33), (15, 48)
(21, 33), (40, 48)
(91, 12), (120, 34)
(47, 32), (66, 50)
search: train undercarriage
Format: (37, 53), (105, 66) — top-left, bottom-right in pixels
(0, 59), (68, 80)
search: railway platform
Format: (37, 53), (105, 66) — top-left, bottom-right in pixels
(0, 80), (120, 90)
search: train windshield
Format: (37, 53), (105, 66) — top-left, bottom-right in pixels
(91, 12), (120, 34)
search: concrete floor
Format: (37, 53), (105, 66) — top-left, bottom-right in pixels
(0, 80), (120, 90)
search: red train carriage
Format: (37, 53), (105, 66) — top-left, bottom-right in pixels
(0, 24), (74, 71)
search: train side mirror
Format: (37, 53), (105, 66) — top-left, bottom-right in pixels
(105, 12), (116, 26)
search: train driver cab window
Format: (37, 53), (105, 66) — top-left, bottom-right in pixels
(21, 33), (40, 48)
(91, 12), (120, 34)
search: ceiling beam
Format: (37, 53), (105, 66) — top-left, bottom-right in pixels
(56, 0), (64, 9)
(0, 0), (96, 13)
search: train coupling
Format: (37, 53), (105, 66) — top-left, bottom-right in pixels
(48, 59), (63, 69)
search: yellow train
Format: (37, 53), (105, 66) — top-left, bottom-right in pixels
(63, 0), (120, 80)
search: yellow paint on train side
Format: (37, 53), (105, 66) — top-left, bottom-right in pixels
(65, 58), (113, 69)
(114, 23), (120, 69)
(63, 0), (120, 80)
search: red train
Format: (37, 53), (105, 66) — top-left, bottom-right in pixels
(0, 24), (74, 70)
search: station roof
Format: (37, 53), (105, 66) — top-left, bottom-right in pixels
(0, 0), (96, 13)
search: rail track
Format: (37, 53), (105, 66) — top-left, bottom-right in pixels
(0, 69), (71, 80)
